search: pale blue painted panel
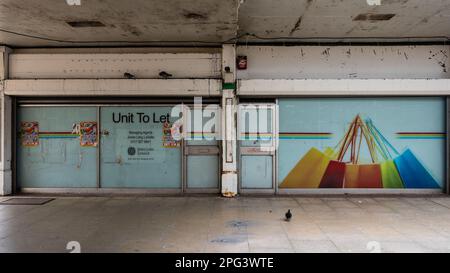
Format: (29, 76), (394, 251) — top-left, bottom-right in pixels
(100, 106), (182, 188)
(17, 107), (98, 188)
(241, 156), (273, 189)
(187, 155), (219, 188)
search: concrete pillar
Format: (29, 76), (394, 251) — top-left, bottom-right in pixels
(0, 46), (12, 196)
(221, 44), (238, 197)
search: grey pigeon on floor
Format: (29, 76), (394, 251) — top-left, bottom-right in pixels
(285, 209), (292, 221)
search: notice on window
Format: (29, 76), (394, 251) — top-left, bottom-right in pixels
(125, 130), (155, 161)
(163, 121), (181, 148)
(80, 121), (98, 147)
(21, 121), (39, 147)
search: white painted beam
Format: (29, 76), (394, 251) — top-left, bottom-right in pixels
(4, 79), (221, 97)
(238, 79), (450, 96)
(9, 53), (222, 79)
(237, 46), (450, 80)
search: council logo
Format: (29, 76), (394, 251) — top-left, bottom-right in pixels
(128, 147), (136, 156)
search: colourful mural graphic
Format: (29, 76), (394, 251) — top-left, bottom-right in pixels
(279, 115), (441, 189)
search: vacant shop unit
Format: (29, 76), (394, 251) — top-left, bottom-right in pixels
(16, 102), (221, 193)
(3, 47), (227, 194)
(237, 45), (450, 194)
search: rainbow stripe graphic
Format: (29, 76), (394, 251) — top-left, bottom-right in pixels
(396, 132), (446, 140)
(240, 133), (273, 140)
(279, 132), (333, 140)
(39, 132), (79, 139)
(239, 132), (333, 140)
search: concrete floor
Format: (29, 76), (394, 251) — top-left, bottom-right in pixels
(1, 196), (450, 253)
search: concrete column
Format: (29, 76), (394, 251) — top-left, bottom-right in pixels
(0, 46), (12, 196)
(221, 44), (238, 197)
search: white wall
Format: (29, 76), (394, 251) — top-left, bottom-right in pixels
(237, 45), (450, 79)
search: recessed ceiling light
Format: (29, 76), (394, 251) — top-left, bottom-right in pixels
(353, 13), (396, 21)
(66, 21), (106, 28)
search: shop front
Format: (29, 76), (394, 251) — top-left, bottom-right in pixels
(16, 102), (221, 193)
(4, 45), (450, 197)
(235, 97), (446, 193)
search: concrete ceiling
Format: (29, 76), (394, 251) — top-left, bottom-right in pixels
(239, 0), (450, 43)
(0, 0), (240, 47)
(0, 0), (449, 47)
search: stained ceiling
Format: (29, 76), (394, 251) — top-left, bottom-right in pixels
(0, 0), (449, 47)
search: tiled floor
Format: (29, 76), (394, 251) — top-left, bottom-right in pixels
(1, 196), (450, 253)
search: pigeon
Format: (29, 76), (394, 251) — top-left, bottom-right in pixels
(124, 72), (135, 79)
(159, 71), (173, 79)
(285, 209), (292, 221)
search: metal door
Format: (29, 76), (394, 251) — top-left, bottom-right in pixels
(238, 104), (277, 194)
(184, 104), (221, 193)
